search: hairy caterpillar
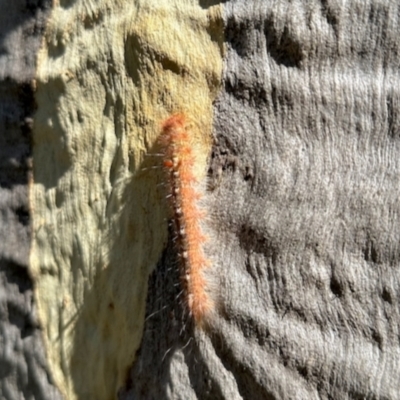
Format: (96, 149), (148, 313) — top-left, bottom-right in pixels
(159, 114), (212, 327)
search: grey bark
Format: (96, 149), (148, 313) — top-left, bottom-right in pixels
(124, 1), (400, 399)
(0, 0), (62, 399)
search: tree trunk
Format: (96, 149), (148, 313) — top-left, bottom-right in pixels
(1, 1), (400, 399)
(0, 0), (62, 399)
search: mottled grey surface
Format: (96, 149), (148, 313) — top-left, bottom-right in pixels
(125, 1), (400, 399)
(0, 0), (62, 399)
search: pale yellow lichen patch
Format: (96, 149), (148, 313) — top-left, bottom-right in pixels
(30, 0), (223, 399)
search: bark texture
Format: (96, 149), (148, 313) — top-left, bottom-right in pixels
(2, 0), (400, 399)
(125, 1), (400, 399)
(30, 1), (222, 399)
(0, 0), (62, 399)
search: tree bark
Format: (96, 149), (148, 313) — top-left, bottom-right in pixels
(2, 1), (400, 400)
(0, 1), (62, 399)
(125, 1), (400, 399)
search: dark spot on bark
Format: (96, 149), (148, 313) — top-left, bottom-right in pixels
(244, 165), (254, 182)
(7, 301), (37, 338)
(330, 275), (343, 297)
(83, 12), (103, 30)
(0, 259), (32, 293)
(296, 364), (309, 380)
(370, 328), (383, 350)
(381, 288), (392, 304)
(362, 237), (379, 264)
(264, 19), (303, 68)
(199, 0), (228, 8)
(386, 93), (400, 139)
(59, 0), (76, 9)
(225, 17), (252, 58)
(15, 206), (29, 226)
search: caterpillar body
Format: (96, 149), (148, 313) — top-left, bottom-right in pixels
(159, 114), (212, 327)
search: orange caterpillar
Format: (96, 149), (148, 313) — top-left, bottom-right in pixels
(159, 114), (212, 326)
